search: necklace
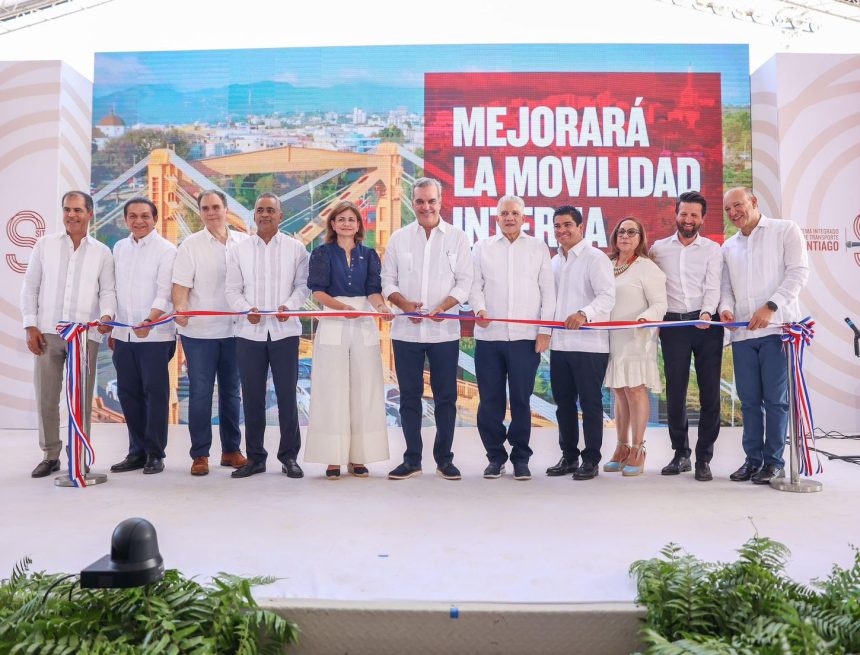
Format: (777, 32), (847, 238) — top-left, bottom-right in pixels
(613, 255), (637, 277)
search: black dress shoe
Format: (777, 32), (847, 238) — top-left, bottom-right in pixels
(143, 456), (164, 475)
(110, 455), (147, 473)
(729, 462), (759, 482)
(661, 454), (692, 476)
(694, 461), (713, 482)
(546, 456), (579, 477)
(281, 459), (304, 478)
(31, 459), (60, 478)
(572, 461), (599, 480)
(231, 461), (266, 478)
(483, 462), (505, 479)
(751, 464), (785, 485)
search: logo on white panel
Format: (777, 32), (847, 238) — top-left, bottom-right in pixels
(5, 210), (46, 274)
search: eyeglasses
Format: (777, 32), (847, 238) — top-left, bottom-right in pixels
(334, 216), (358, 224)
(617, 228), (641, 238)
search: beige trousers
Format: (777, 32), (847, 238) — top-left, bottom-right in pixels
(304, 297), (389, 466)
(35, 333), (99, 461)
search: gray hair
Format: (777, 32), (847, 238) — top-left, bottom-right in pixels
(412, 177), (442, 199)
(197, 188), (227, 209)
(255, 192), (281, 206)
(496, 195), (525, 212)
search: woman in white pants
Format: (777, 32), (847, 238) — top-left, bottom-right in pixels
(305, 200), (393, 478)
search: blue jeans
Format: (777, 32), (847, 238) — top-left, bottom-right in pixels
(180, 335), (242, 458)
(731, 334), (788, 468)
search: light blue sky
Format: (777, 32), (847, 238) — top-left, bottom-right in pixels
(95, 43), (750, 106)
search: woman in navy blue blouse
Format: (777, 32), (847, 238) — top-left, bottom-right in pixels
(304, 200), (393, 479)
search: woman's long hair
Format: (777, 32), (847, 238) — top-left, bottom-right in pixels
(607, 216), (651, 261)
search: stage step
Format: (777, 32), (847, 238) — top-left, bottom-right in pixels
(262, 599), (645, 654)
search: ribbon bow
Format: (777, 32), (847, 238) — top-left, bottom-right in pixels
(781, 317), (821, 476)
(56, 321), (98, 487)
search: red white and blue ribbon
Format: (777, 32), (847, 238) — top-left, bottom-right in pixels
(57, 321), (97, 488)
(102, 310), (750, 331)
(781, 317), (822, 476)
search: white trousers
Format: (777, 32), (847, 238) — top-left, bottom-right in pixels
(304, 296), (390, 465)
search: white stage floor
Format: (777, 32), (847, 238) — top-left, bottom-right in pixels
(2, 425), (858, 604)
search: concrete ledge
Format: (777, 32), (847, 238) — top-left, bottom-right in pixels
(261, 599), (646, 654)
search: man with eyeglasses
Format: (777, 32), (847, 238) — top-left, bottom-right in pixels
(470, 195), (556, 481)
(546, 206), (615, 481)
(651, 191), (723, 482)
(382, 177), (473, 481)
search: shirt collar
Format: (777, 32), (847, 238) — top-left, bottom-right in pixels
(412, 218), (450, 236)
(253, 232), (281, 247)
(670, 232), (702, 247)
(131, 229), (159, 247)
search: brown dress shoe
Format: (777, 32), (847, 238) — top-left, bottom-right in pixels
(220, 451), (247, 468)
(190, 456), (209, 476)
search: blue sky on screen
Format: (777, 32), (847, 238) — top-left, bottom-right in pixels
(95, 43), (750, 108)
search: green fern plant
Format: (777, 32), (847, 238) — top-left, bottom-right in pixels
(0, 560), (298, 654)
(630, 537), (860, 655)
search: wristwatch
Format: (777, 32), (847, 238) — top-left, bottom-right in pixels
(576, 310), (588, 320)
(765, 301), (778, 312)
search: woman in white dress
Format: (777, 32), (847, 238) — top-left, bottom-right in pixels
(602, 217), (667, 476)
(305, 200), (393, 479)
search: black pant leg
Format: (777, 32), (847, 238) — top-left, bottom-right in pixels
(426, 340), (459, 467)
(693, 324), (724, 463)
(475, 340), (509, 465)
(659, 327), (693, 458)
(574, 351), (609, 465)
(112, 340), (146, 458)
(506, 340), (539, 465)
(138, 340), (176, 459)
(270, 336), (301, 463)
(392, 340), (427, 468)
(236, 338), (269, 464)
(550, 350), (580, 460)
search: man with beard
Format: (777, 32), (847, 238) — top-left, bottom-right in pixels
(651, 190), (723, 482)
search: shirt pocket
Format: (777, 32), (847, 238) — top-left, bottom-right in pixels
(398, 252), (414, 275)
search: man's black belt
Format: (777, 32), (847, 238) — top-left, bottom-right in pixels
(664, 310), (704, 321)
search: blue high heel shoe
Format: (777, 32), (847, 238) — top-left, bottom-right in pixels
(622, 443), (647, 477)
(603, 442), (631, 472)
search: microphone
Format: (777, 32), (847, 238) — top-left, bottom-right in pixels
(847, 317), (860, 358)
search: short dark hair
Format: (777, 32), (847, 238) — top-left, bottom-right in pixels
(553, 205), (583, 226)
(62, 190), (93, 213)
(675, 191), (707, 216)
(123, 196), (158, 219)
(197, 189), (228, 209)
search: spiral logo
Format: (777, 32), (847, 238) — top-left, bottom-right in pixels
(853, 213), (860, 268)
(5, 210), (46, 274)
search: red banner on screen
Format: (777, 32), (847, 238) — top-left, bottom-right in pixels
(424, 72), (723, 248)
